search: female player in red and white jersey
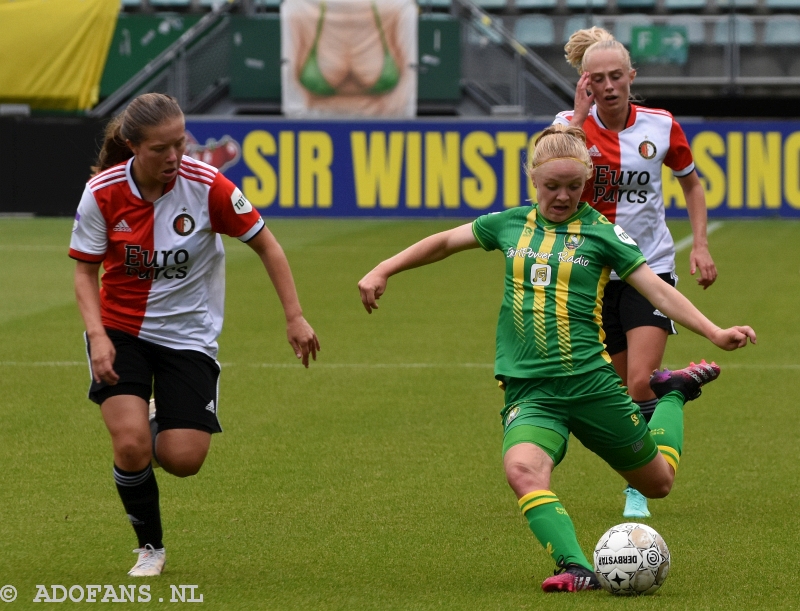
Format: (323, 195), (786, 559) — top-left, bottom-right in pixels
(70, 93), (320, 576)
(553, 27), (717, 520)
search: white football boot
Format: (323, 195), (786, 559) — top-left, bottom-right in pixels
(128, 544), (166, 577)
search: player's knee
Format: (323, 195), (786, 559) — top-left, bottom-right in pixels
(505, 461), (548, 492)
(627, 376), (654, 402)
(640, 477), (673, 499)
(166, 463), (202, 478)
(114, 438), (151, 470)
(159, 452), (205, 477)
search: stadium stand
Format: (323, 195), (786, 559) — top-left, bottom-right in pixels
(764, 14), (800, 42)
(765, 0), (800, 9)
(565, 0), (609, 9)
(665, 15), (705, 43)
(612, 13), (655, 44)
(712, 14), (756, 43)
(103, 0), (800, 118)
(513, 14), (556, 45)
(514, 0), (559, 10)
(616, 0), (658, 11)
(662, 0), (707, 11)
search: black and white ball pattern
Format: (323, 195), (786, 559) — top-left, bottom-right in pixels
(593, 523), (670, 595)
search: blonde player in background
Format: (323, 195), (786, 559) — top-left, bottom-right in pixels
(554, 26), (717, 520)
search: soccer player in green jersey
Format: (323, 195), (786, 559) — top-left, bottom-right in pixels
(358, 124), (756, 593)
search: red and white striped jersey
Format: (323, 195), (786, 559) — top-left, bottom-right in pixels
(69, 156), (264, 359)
(553, 104), (694, 277)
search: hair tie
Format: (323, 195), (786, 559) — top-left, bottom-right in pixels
(530, 156), (592, 170)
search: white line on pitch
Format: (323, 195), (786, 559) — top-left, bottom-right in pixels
(2, 361), (796, 371)
(0, 361), (87, 366)
(246, 363), (494, 369)
(0, 245), (66, 251)
(674, 221), (724, 253)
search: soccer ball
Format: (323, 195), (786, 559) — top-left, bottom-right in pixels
(593, 522), (670, 595)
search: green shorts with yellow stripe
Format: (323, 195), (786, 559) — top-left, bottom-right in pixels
(500, 363), (658, 472)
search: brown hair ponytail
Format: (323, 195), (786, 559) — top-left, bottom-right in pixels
(91, 93), (184, 175)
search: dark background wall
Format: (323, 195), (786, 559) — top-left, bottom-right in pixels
(0, 117), (107, 216)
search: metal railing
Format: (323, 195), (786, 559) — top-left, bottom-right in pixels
(452, 0), (574, 116)
(89, 3), (236, 118)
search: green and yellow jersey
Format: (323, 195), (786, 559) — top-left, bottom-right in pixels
(472, 203), (646, 379)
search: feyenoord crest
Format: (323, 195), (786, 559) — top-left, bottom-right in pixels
(638, 140), (657, 160)
(173, 213), (196, 236)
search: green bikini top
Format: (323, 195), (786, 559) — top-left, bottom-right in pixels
(298, 1), (400, 96)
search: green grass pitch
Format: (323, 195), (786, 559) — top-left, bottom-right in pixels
(0, 217), (798, 610)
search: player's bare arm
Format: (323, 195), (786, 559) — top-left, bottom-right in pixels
(569, 72), (593, 127)
(74, 261), (119, 385)
(246, 227), (320, 367)
(678, 171), (717, 289)
(358, 223), (479, 313)
(626, 264), (755, 350)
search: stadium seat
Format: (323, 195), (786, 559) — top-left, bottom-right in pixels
(665, 15), (706, 44)
(663, 0), (706, 10)
(418, 0), (453, 7)
(562, 15), (606, 43)
(514, 0), (558, 9)
(765, 0), (800, 8)
(727, 0), (759, 8)
(467, 18), (505, 44)
(514, 15), (555, 45)
(764, 16), (800, 44)
(566, 0), (609, 9)
(713, 15), (756, 44)
(475, 0), (508, 9)
(613, 13), (654, 45)
(121, 0), (143, 7)
(149, 0), (191, 6)
(615, 0), (657, 10)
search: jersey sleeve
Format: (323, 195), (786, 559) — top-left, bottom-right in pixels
(601, 224), (647, 280)
(68, 185), (108, 263)
(552, 111), (572, 127)
(663, 119), (695, 177)
(472, 210), (508, 251)
(208, 172), (265, 242)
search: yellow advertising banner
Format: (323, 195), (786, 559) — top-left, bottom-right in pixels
(185, 119), (800, 217)
(0, 0), (118, 110)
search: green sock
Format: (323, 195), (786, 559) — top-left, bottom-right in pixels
(647, 390), (685, 473)
(518, 490), (592, 571)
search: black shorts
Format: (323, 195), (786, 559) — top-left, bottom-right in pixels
(85, 328), (222, 434)
(601, 272), (678, 356)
